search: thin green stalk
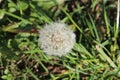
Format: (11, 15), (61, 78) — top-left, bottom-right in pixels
(112, 0), (120, 52)
(74, 43), (93, 58)
(61, 8), (83, 33)
(26, 67), (39, 80)
(88, 14), (100, 42)
(114, 0), (120, 40)
(0, 53), (3, 75)
(34, 54), (49, 73)
(102, 0), (110, 37)
(29, 3), (52, 23)
(4, 11), (32, 24)
(94, 41), (117, 68)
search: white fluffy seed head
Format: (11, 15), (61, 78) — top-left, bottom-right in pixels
(38, 22), (76, 57)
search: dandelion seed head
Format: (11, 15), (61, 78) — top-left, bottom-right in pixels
(39, 22), (76, 56)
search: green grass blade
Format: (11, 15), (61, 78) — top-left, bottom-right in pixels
(61, 8), (83, 33)
(88, 14), (101, 42)
(102, 0), (111, 37)
(4, 11), (32, 24)
(94, 41), (117, 68)
(114, 0), (120, 40)
(74, 43), (93, 58)
(26, 67), (39, 80)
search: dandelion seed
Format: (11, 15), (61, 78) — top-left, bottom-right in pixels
(38, 21), (76, 57)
